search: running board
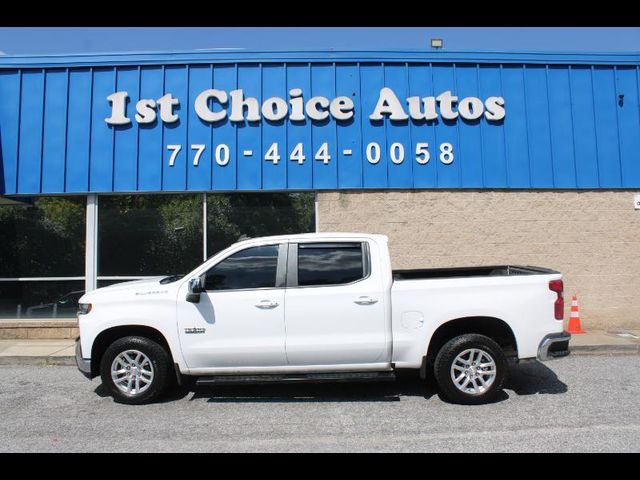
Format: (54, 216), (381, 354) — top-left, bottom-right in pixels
(195, 371), (396, 386)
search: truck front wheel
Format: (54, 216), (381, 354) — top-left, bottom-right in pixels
(100, 336), (172, 405)
(434, 334), (507, 405)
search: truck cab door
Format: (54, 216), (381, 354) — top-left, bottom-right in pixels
(177, 243), (288, 371)
(283, 240), (390, 368)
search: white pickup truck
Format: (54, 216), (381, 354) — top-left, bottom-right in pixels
(76, 233), (570, 405)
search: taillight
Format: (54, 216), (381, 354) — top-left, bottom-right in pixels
(548, 280), (564, 320)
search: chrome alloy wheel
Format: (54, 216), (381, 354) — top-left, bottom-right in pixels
(450, 348), (497, 396)
(111, 350), (154, 395)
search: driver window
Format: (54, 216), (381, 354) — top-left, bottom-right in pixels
(204, 245), (279, 291)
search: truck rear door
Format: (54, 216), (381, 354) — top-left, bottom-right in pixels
(283, 240), (390, 367)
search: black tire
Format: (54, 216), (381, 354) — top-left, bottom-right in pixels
(433, 334), (507, 405)
(100, 336), (172, 405)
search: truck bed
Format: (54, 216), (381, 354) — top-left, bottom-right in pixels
(392, 265), (559, 281)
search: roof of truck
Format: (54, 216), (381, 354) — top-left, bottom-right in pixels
(232, 232), (389, 246)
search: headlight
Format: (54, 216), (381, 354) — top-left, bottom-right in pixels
(78, 303), (92, 315)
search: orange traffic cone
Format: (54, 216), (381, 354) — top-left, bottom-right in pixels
(567, 295), (586, 334)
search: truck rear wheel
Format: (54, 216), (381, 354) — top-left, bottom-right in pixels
(433, 334), (507, 405)
(100, 336), (172, 405)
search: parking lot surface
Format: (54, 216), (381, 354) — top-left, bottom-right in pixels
(0, 355), (638, 452)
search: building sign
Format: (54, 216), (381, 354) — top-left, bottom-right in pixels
(1, 51), (639, 195)
(105, 87), (505, 125)
(103, 86), (505, 174)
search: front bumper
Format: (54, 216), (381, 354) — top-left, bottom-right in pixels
(537, 331), (571, 361)
(75, 339), (93, 379)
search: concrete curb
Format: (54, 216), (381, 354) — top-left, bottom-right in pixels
(0, 356), (76, 366)
(570, 344), (640, 355)
(0, 344), (638, 368)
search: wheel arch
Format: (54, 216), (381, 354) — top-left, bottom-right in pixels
(90, 325), (174, 378)
(421, 316), (518, 378)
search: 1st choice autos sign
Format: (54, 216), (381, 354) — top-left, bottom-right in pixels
(105, 87), (505, 168)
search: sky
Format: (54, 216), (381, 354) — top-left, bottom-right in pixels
(0, 27), (638, 55)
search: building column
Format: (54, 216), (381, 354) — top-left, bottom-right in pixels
(314, 192), (320, 232)
(203, 192), (208, 261)
(85, 194), (98, 293)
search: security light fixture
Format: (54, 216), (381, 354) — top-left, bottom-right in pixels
(431, 38), (444, 49)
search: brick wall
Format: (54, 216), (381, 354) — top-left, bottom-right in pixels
(318, 190), (640, 330)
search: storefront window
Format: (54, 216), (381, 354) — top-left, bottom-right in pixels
(0, 197), (86, 277)
(0, 280), (85, 319)
(206, 193), (315, 256)
(0, 196), (86, 318)
(98, 194), (204, 277)
(0, 192), (315, 318)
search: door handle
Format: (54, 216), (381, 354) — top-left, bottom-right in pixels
(255, 299), (279, 309)
(354, 296), (378, 306)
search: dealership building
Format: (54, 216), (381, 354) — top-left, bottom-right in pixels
(0, 49), (639, 335)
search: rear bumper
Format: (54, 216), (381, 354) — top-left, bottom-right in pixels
(537, 332), (571, 361)
(75, 339), (93, 379)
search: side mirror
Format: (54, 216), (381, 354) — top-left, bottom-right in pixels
(186, 277), (203, 303)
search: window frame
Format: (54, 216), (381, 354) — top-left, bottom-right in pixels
(286, 241), (371, 289)
(201, 243), (288, 293)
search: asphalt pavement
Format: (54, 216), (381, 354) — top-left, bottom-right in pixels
(0, 355), (638, 452)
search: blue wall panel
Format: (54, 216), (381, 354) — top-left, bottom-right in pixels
(615, 66), (640, 187)
(310, 64), (338, 190)
(65, 69), (92, 192)
(568, 67), (600, 188)
(0, 71), (21, 195)
(162, 66), (188, 191)
(1, 51), (639, 194)
(89, 68), (115, 192)
(455, 65), (484, 188)
(478, 65), (507, 187)
(384, 64), (413, 188)
(137, 67), (163, 192)
(501, 65), (531, 187)
(592, 67), (623, 187)
(187, 65), (213, 191)
(408, 64), (437, 188)
(432, 64), (460, 187)
(285, 64), (312, 190)
(547, 66), (577, 188)
(211, 65), (237, 190)
(524, 66), (554, 187)
(236, 64), (262, 190)
(261, 64), (287, 190)
(335, 63), (362, 189)
(360, 63), (387, 188)
(41, 69), (69, 193)
(17, 70), (45, 194)
(113, 67), (139, 192)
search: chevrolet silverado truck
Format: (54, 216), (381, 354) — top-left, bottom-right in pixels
(75, 233), (570, 405)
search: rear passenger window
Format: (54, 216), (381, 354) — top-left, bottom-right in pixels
(297, 243), (365, 286)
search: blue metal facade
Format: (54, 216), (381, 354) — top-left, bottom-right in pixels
(1, 50), (639, 195)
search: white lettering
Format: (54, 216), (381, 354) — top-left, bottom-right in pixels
(407, 96), (438, 121)
(229, 89), (260, 122)
(289, 88), (305, 121)
(458, 97), (484, 121)
(329, 96), (354, 120)
(135, 99), (157, 124)
(105, 91), (131, 125)
(157, 93), (180, 123)
(262, 97), (289, 121)
(370, 87), (408, 121)
(106, 87), (505, 126)
(436, 91), (458, 120)
(306, 96), (330, 121)
(194, 89), (228, 122)
(484, 96), (506, 121)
